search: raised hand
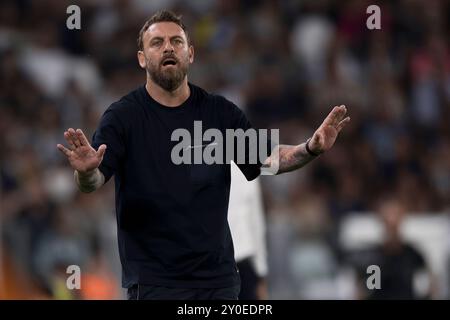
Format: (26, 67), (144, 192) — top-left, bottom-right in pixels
(57, 128), (106, 173)
(309, 105), (350, 154)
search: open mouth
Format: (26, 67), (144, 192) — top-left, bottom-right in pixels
(162, 58), (177, 66)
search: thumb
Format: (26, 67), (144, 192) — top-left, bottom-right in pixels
(311, 131), (321, 145)
(96, 144), (107, 158)
(309, 131), (323, 153)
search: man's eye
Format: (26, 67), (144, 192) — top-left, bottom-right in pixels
(151, 41), (162, 47)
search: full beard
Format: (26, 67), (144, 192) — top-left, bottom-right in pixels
(147, 61), (188, 92)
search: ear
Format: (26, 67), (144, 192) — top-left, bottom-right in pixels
(188, 45), (194, 64)
(137, 51), (146, 69)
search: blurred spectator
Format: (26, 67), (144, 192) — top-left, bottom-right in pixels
(351, 197), (434, 299)
(228, 162), (268, 300)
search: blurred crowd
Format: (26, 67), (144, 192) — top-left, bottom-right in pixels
(0, 0), (449, 299)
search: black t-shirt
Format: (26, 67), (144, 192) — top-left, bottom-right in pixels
(91, 83), (274, 288)
(352, 243), (429, 299)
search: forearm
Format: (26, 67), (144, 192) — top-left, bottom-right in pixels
(262, 143), (318, 175)
(74, 168), (105, 193)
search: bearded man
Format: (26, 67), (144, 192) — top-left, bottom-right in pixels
(57, 10), (350, 300)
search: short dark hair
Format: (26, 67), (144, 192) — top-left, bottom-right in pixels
(137, 10), (188, 51)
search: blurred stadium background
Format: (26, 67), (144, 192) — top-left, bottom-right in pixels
(0, 0), (449, 299)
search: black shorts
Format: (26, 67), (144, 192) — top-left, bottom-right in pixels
(127, 284), (241, 300)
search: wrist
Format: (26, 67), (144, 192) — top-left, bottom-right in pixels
(76, 168), (97, 177)
(305, 138), (322, 157)
(74, 168), (103, 193)
(75, 169), (98, 186)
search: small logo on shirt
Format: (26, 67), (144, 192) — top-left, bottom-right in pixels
(185, 142), (218, 150)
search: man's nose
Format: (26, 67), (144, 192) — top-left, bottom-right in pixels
(163, 40), (175, 53)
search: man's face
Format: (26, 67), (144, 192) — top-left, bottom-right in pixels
(138, 22), (194, 92)
(380, 201), (405, 234)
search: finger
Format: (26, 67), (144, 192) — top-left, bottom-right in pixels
(336, 105), (347, 122)
(323, 105), (346, 127)
(333, 105), (347, 127)
(76, 129), (91, 147)
(321, 106), (337, 126)
(68, 128), (82, 148)
(57, 144), (72, 157)
(337, 116), (351, 132)
(64, 131), (76, 150)
(96, 144), (107, 158)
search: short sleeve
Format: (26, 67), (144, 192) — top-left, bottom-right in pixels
(91, 107), (126, 184)
(225, 99), (277, 181)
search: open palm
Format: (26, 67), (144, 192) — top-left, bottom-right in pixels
(57, 128), (106, 173)
(309, 105), (350, 154)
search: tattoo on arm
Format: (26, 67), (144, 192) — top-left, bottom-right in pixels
(262, 143), (317, 175)
(74, 168), (105, 193)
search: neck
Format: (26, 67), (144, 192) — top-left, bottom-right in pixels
(384, 231), (402, 251)
(145, 77), (190, 107)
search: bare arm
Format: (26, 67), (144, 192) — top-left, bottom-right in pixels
(74, 168), (105, 193)
(57, 128), (107, 193)
(262, 143), (317, 174)
(263, 105), (350, 175)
